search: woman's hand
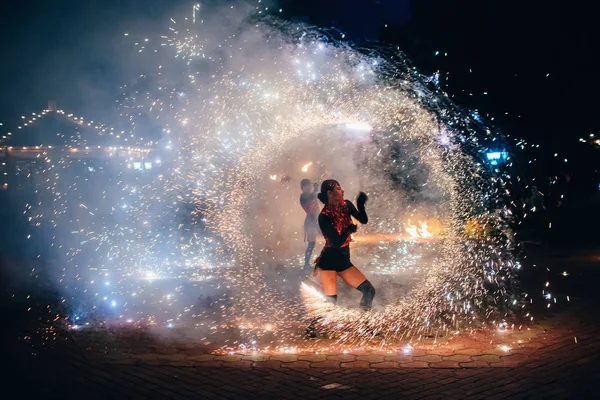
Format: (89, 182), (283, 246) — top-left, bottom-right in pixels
(357, 192), (368, 207)
(312, 267), (320, 277)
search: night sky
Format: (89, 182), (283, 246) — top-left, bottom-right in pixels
(0, 0), (598, 155)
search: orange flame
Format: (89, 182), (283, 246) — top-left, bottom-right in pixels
(405, 220), (433, 239)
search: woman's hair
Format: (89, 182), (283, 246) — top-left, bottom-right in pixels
(317, 179), (339, 204)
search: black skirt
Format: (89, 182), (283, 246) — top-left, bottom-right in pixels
(315, 246), (353, 272)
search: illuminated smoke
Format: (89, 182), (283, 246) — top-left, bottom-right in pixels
(5, 2), (527, 347)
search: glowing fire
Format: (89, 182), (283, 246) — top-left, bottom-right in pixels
(301, 162), (313, 173)
(405, 220), (433, 239)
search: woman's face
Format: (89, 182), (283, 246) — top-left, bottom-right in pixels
(328, 183), (344, 204)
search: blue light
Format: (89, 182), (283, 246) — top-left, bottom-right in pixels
(486, 150), (509, 164)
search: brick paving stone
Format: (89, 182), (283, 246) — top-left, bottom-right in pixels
(82, 352), (108, 360)
(414, 387), (446, 398)
(281, 361), (312, 369)
(429, 361), (461, 369)
(185, 354), (214, 362)
(178, 348), (209, 356)
(344, 349), (374, 355)
(270, 354), (299, 363)
(484, 391), (513, 400)
(510, 346), (541, 355)
(139, 359), (169, 366)
(442, 354), (473, 362)
(138, 368), (198, 395)
(327, 354), (357, 362)
(105, 352), (131, 360)
(214, 355), (243, 362)
(252, 360), (283, 368)
(405, 349), (428, 357)
(489, 360), (522, 368)
(128, 347), (154, 355)
(522, 360), (548, 370)
(355, 354), (386, 363)
(425, 348), (455, 356)
(500, 353), (530, 363)
(174, 343), (200, 350)
(471, 354), (502, 363)
(169, 361), (195, 367)
(384, 355), (415, 363)
(459, 361), (490, 368)
(223, 361), (253, 368)
(485, 348), (515, 356)
(414, 354), (444, 363)
(158, 353), (189, 362)
(309, 360), (342, 368)
(112, 358), (142, 365)
(340, 361), (372, 368)
(436, 377), (458, 385)
(473, 373), (517, 389)
(155, 347), (179, 355)
(131, 353), (160, 360)
(369, 362), (399, 368)
(241, 354), (271, 361)
(399, 361), (430, 368)
(99, 368), (161, 396)
(402, 385), (438, 397)
(194, 360), (225, 367)
(298, 354), (329, 362)
(458, 348), (489, 355)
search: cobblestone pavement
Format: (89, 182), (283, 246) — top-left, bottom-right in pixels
(3, 247), (600, 398)
(68, 308), (585, 370)
(3, 297), (599, 399)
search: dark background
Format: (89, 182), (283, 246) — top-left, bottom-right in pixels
(1, 0), (598, 148)
(1, 0), (599, 243)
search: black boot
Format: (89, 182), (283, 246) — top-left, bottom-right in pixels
(305, 295), (337, 339)
(304, 242), (315, 272)
(357, 280), (375, 310)
(305, 318), (320, 339)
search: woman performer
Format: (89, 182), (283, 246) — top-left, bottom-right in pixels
(313, 180), (375, 310)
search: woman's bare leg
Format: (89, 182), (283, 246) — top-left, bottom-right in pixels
(319, 270), (338, 296)
(337, 266), (367, 288)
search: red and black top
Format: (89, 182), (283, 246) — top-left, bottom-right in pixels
(319, 200), (368, 248)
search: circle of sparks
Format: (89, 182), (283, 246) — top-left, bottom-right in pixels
(3, 4), (526, 348)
